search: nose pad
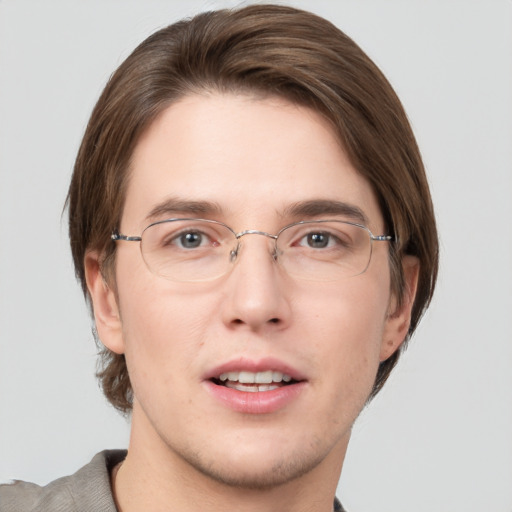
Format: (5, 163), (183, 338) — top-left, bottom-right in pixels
(271, 244), (280, 262)
(229, 238), (279, 267)
(229, 246), (239, 263)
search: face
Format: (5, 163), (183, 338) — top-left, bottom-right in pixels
(87, 93), (415, 489)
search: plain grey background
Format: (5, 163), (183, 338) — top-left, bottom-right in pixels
(1, 1), (511, 511)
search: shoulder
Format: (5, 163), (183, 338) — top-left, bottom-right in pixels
(0, 449), (126, 512)
(334, 496), (348, 512)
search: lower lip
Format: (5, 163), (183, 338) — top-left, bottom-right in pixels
(204, 381), (306, 414)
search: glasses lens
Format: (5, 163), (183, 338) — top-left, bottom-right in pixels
(277, 221), (372, 280)
(140, 219), (235, 281)
(139, 219), (373, 282)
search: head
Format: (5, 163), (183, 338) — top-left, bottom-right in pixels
(68, 4), (437, 418)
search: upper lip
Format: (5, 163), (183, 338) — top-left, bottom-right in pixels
(204, 357), (306, 382)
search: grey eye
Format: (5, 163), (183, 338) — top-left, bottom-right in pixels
(306, 232), (330, 248)
(178, 231), (204, 248)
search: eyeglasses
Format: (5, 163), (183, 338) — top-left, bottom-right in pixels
(111, 218), (393, 282)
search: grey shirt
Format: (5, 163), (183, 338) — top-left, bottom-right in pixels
(0, 450), (346, 511)
(0, 450), (124, 512)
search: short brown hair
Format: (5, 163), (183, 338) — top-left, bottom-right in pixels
(67, 4), (438, 412)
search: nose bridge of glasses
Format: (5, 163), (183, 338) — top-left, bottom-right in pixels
(235, 229), (278, 240)
(231, 229), (279, 262)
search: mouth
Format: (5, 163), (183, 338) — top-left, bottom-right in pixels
(211, 370), (297, 392)
(204, 360), (306, 413)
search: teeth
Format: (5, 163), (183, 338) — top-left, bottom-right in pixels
(255, 370), (273, 383)
(239, 371), (256, 383)
(272, 371), (284, 382)
(225, 382), (279, 392)
(218, 370), (293, 384)
(228, 371), (241, 381)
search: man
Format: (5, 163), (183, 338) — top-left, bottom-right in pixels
(1, 4), (438, 511)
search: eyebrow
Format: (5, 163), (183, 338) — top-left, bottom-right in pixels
(145, 197), (223, 222)
(282, 199), (369, 225)
(144, 197), (368, 226)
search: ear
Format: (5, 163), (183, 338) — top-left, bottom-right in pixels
(380, 255), (420, 362)
(84, 251), (125, 355)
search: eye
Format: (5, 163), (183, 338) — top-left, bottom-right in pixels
(177, 231), (205, 249)
(168, 228), (222, 250)
(146, 220), (233, 254)
(298, 231), (343, 249)
(304, 232), (332, 249)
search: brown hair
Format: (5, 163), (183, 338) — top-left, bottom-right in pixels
(67, 4), (438, 412)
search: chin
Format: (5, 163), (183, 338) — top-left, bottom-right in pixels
(181, 440), (331, 490)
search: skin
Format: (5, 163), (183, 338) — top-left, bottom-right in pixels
(86, 93), (419, 512)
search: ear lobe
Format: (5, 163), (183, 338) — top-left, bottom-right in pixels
(84, 251), (125, 355)
(380, 255), (420, 362)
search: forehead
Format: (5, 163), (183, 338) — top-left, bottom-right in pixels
(123, 93), (383, 232)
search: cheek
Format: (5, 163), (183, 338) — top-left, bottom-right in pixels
(297, 277), (390, 394)
(114, 264), (213, 395)
(118, 291), (215, 427)
(120, 286), (208, 354)
(116, 246), (208, 340)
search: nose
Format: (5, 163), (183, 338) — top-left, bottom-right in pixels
(221, 234), (291, 332)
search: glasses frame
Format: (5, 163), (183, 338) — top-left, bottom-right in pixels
(111, 217), (394, 281)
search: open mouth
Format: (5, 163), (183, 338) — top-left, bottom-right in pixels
(211, 370), (298, 392)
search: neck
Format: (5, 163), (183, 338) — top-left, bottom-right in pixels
(113, 406), (347, 512)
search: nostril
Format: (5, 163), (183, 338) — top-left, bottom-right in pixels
(232, 318), (279, 325)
